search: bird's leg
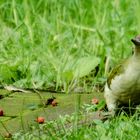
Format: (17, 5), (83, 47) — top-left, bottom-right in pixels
(104, 94), (117, 116)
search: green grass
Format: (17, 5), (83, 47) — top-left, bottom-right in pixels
(1, 0), (140, 139)
(0, 0), (139, 92)
(10, 111), (140, 140)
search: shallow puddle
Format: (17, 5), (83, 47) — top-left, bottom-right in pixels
(0, 89), (104, 135)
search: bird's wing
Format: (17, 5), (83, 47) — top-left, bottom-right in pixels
(107, 59), (129, 89)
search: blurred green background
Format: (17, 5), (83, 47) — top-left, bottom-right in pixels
(0, 0), (139, 92)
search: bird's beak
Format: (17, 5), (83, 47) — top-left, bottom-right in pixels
(131, 38), (140, 46)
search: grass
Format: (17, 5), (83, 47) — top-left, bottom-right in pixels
(0, 0), (140, 139)
(0, 0), (139, 92)
(9, 109), (140, 140)
(1, 92), (140, 140)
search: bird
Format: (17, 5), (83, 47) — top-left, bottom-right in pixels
(104, 35), (140, 115)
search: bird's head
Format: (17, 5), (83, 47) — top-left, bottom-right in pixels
(131, 35), (140, 46)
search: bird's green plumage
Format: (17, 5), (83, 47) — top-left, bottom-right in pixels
(107, 58), (130, 89)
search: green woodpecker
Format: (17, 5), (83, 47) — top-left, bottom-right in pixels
(104, 35), (140, 114)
